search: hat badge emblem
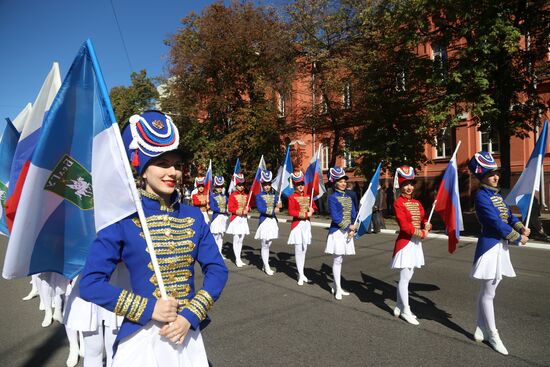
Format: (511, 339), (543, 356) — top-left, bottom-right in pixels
(152, 120), (164, 129)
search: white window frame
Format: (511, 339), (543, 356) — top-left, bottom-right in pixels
(342, 83), (351, 109)
(277, 92), (285, 117)
(321, 143), (330, 171)
(434, 127), (452, 158)
(480, 130), (500, 154)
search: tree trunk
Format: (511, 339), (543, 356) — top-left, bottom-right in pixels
(499, 129), (511, 189)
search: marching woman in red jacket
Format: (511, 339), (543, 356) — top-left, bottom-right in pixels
(226, 173), (250, 267)
(287, 172), (316, 285)
(391, 166), (431, 325)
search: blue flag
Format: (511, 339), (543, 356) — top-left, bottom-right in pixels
(356, 163), (382, 238)
(0, 118), (21, 235)
(505, 120), (548, 223)
(3, 40), (136, 279)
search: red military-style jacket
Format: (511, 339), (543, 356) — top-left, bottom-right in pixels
(288, 191), (317, 230)
(392, 194), (428, 257)
(192, 193), (209, 212)
(228, 191), (249, 222)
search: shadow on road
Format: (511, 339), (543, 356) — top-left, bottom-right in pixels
(20, 324), (66, 367)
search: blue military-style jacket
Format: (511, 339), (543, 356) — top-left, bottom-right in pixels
(328, 189), (357, 235)
(474, 184), (524, 262)
(255, 190), (279, 225)
(79, 189), (228, 350)
(210, 192), (228, 221)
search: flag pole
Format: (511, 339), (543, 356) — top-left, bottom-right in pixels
(92, 38), (168, 299)
(427, 140), (461, 224)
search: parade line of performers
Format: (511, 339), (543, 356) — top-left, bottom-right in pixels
(19, 111), (530, 366)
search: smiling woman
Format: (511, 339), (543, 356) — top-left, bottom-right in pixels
(78, 110), (228, 367)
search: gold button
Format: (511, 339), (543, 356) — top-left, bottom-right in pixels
(165, 229), (171, 237)
(163, 215), (169, 222)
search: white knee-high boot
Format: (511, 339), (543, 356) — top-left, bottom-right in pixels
(233, 235), (245, 267)
(396, 267), (418, 325)
(295, 244), (308, 284)
(83, 329), (105, 367)
(478, 279), (507, 355)
(261, 240), (274, 275)
(104, 325), (118, 367)
(65, 325), (80, 367)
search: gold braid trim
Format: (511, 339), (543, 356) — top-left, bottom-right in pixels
(120, 292), (134, 316)
(129, 297), (148, 322)
(114, 290), (128, 314)
(505, 229), (520, 243)
(127, 295), (142, 322)
(185, 303), (207, 321)
(513, 222), (525, 232)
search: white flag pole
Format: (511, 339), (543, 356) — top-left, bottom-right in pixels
(112, 126), (168, 300)
(427, 141), (461, 224)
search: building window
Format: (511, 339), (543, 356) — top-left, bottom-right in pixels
(342, 83), (351, 109)
(434, 127), (452, 158)
(481, 130), (500, 154)
(277, 92), (285, 117)
(343, 135), (355, 168)
(319, 94), (328, 114)
(431, 44), (448, 80)
(395, 68), (406, 92)
(321, 141), (330, 171)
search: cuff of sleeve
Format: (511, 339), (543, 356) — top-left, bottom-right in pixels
(413, 229), (424, 239)
(114, 290), (154, 325)
(513, 222), (525, 232)
(181, 290), (214, 329)
(505, 229), (521, 244)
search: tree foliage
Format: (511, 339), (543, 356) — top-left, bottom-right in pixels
(110, 69), (159, 127)
(163, 1), (295, 179)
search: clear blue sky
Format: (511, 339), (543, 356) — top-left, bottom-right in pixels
(0, 0), (223, 120)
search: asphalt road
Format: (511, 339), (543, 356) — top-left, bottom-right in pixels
(1, 221), (549, 367)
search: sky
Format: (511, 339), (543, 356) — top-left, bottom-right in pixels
(0, 0), (223, 120)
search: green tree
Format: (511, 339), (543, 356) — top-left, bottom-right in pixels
(163, 1), (295, 179)
(110, 69), (159, 128)
(425, 0), (549, 188)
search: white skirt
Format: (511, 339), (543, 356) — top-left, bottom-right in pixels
(201, 211), (210, 224)
(325, 229), (356, 255)
(391, 238), (425, 269)
(471, 241), (516, 281)
(287, 220), (312, 246)
(254, 217), (279, 240)
(210, 214), (228, 234)
(113, 321), (208, 367)
(64, 277), (123, 331)
(226, 216), (250, 235)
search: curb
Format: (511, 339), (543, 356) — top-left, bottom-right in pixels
(247, 215), (550, 250)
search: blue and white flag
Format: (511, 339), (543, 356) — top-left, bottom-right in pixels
(272, 145), (293, 199)
(355, 163), (382, 238)
(228, 158), (241, 194)
(505, 120), (548, 224)
(3, 40), (137, 279)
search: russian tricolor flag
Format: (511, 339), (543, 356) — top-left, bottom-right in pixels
(4, 63), (61, 232)
(505, 120), (548, 224)
(247, 155), (266, 208)
(205, 159), (213, 194)
(0, 117), (22, 235)
(433, 143), (463, 253)
(304, 144), (326, 200)
(3, 40), (137, 279)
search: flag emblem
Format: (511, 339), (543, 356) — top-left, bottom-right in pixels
(0, 181), (7, 207)
(152, 120), (164, 129)
(44, 155), (93, 210)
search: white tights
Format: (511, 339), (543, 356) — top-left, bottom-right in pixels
(213, 233), (224, 255)
(397, 267), (415, 309)
(261, 240), (272, 269)
(332, 255), (343, 292)
(83, 324), (118, 367)
(477, 279), (501, 332)
(295, 244), (308, 279)
(232, 234), (244, 260)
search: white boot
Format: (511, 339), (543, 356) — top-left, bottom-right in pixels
(42, 308), (53, 327)
(53, 307), (64, 323)
(78, 332), (85, 357)
(474, 326), (487, 342)
(488, 330), (509, 355)
(235, 259), (246, 268)
(22, 286), (39, 301)
(263, 266), (274, 276)
(400, 307), (419, 325)
(66, 345), (79, 367)
(393, 306), (401, 317)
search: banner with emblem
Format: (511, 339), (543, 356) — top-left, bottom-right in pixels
(3, 40), (136, 279)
